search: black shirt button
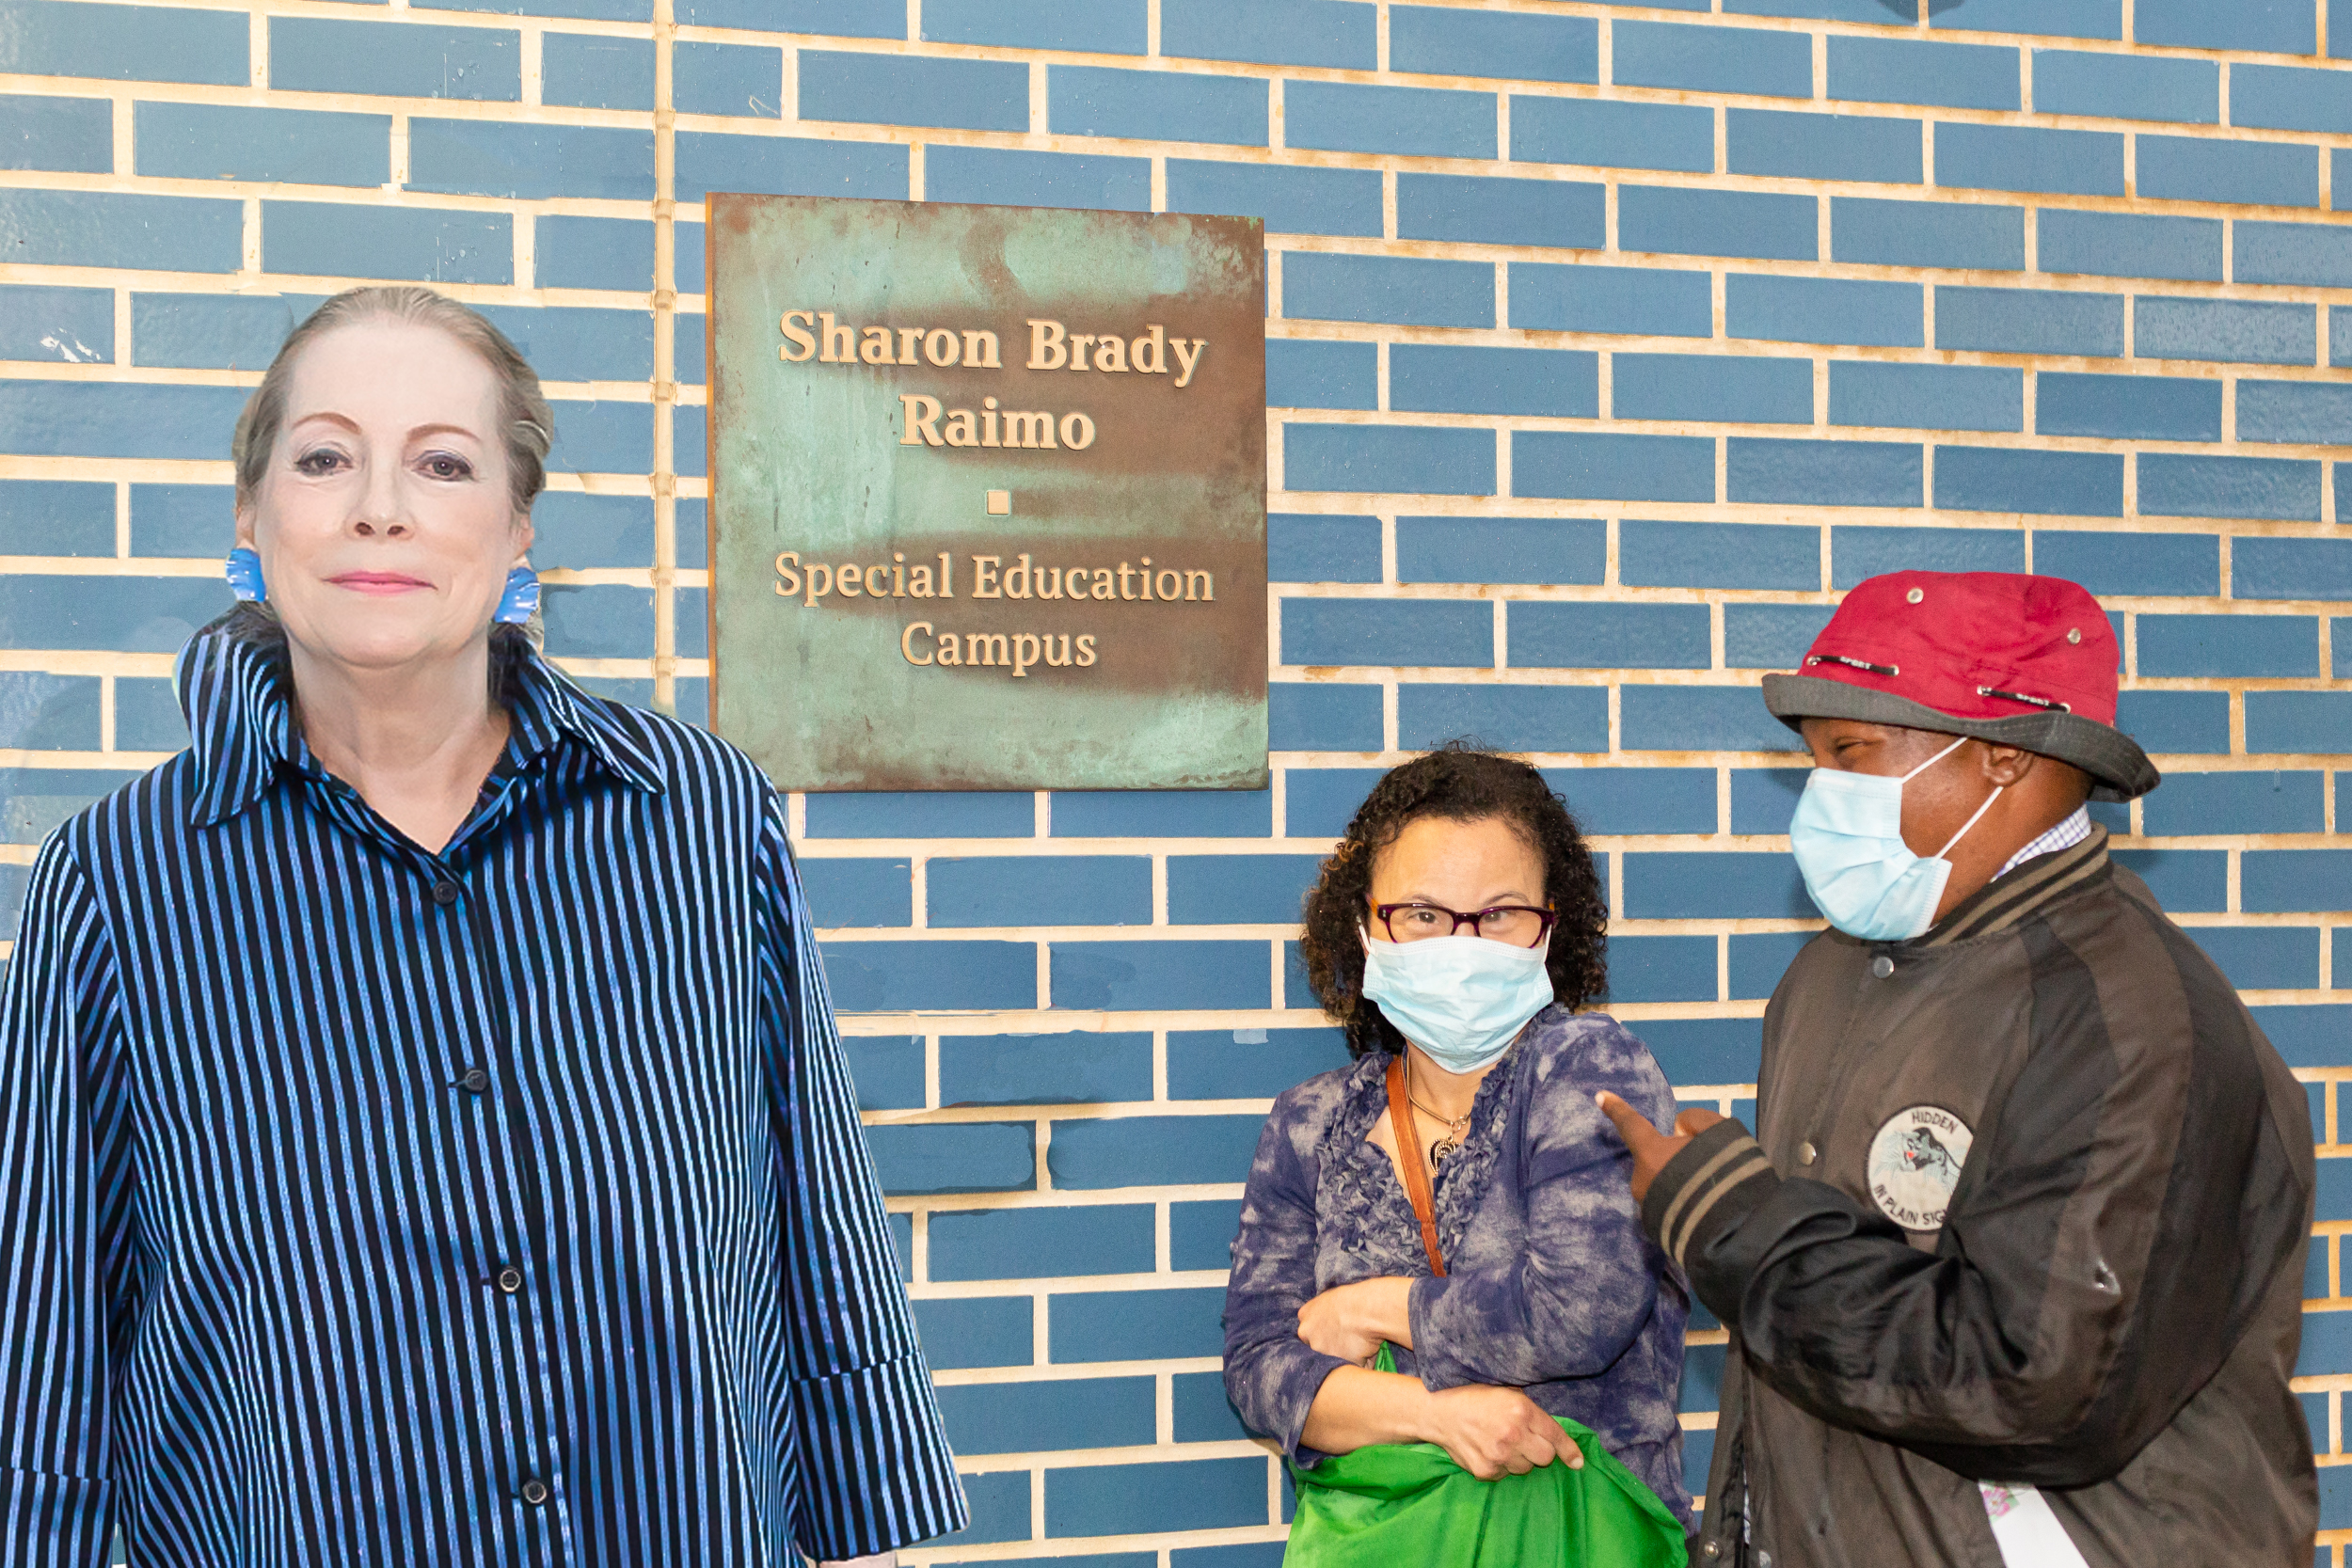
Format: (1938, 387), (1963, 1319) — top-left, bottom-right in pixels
(458, 1067), (490, 1094)
(518, 1477), (549, 1506)
(496, 1265), (523, 1294)
(431, 880), (460, 906)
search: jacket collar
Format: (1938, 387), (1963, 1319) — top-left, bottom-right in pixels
(1916, 822), (2110, 948)
(179, 618), (667, 829)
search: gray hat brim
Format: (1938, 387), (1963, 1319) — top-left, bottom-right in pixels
(1761, 673), (2160, 801)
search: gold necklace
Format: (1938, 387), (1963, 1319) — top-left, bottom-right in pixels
(1403, 1053), (1472, 1168)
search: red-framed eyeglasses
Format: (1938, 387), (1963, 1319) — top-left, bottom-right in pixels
(1371, 902), (1556, 947)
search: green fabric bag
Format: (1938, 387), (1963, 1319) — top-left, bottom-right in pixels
(1283, 1345), (1689, 1568)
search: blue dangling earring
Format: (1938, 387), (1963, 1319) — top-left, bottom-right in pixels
(226, 546), (266, 602)
(496, 565), (540, 625)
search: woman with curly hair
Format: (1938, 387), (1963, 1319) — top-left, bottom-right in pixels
(1221, 746), (1692, 1544)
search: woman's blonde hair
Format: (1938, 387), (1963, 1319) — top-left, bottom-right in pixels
(230, 285), (555, 515)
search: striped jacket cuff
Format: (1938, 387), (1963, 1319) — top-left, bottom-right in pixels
(791, 1350), (970, 1559)
(1641, 1118), (1780, 1274)
(1, 1465), (115, 1566)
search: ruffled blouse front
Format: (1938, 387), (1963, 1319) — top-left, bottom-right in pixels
(1310, 1041), (1515, 1312)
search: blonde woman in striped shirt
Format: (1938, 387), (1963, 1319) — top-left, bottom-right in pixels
(0, 287), (962, 1568)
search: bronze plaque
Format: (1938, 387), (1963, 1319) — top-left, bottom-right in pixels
(705, 193), (1268, 792)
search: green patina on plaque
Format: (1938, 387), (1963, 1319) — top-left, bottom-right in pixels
(705, 193), (1268, 792)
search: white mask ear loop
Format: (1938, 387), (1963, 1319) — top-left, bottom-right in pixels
(1895, 735), (2006, 860)
(1935, 783), (2004, 859)
(1899, 734), (1973, 784)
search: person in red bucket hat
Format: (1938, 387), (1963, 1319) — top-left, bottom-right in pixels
(1597, 571), (2316, 1568)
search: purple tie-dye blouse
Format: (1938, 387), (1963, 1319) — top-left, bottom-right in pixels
(1220, 1006), (1694, 1528)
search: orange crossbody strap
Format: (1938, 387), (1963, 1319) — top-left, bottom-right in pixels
(1384, 1054), (1447, 1277)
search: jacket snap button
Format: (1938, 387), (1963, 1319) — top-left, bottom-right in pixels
(496, 1266), (524, 1294)
(1798, 1141), (1818, 1165)
(519, 1476), (549, 1506)
(431, 880), (460, 907)
(1870, 955), (1895, 978)
(1702, 1544), (1720, 1560)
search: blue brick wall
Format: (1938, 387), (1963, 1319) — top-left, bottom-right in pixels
(8, 2), (2352, 1560)
(0, 2), (248, 87)
(1833, 197), (2022, 271)
(1515, 97), (1713, 174)
(1729, 275), (1920, 347)
(1938, 123), (2124, 196)
(1288, 82), (1494, 160)
(1613, 21), (1812, 101)
(1826, 36), (2018, 110)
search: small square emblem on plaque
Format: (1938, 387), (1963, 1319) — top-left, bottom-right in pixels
(986, 490), (1011, 515)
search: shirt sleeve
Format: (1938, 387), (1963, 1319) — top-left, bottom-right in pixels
(0, 837), (135, 1568)
(755, 797), (968, 1559)
(1221, 1098), (1352, 1465)
(1407, 1023), (1673, 1390)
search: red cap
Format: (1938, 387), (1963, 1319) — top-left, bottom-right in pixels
(1761, 571), (2159, 800)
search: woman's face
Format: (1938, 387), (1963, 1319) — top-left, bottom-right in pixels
(236, 319), (531, 677)
(1366, 815), (1548, 943)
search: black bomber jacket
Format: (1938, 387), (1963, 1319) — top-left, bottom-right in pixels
(1644, 826), (2318, 1568)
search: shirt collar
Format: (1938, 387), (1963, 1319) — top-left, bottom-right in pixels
(498, 641), (670, 796)
(180, 618), (668, 829)
(1993, 804), (2093, 880)
(1919, 820), (2108, 948)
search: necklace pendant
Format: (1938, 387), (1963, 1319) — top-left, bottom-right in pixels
(1430, 1136), (1460, 1167)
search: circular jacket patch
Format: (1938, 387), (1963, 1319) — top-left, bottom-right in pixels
(1865, 1105), (1975, 1231)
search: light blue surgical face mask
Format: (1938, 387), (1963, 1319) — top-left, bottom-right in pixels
(1789, 736), (2004, 942)
(1359, 927), (1556, 1073)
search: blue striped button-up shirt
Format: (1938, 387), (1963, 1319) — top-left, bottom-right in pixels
(0, 623), (966, 1566)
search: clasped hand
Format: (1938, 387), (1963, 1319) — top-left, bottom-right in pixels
(1297, 1276), (1582, 1480)
(1296, 1275), (1411, 1365)
(1423, 1385), (1584, 1481)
